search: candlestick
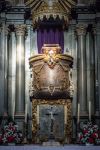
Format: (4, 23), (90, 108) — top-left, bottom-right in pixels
(25, 103), (27, 123)
(77, 103), (80, 124)
(37, 105), (39, 124)
(89, 101), (91, 121)
(64, 105), (67, 124)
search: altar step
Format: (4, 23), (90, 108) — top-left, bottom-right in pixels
(0, 145), (100, 150)
(42, 141), (60, 146)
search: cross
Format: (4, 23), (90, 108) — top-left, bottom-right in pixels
(46, 106), (58, 133)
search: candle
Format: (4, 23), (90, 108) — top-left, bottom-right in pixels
(25, 103), (27, 123)
(77, 103), (80, 124)
(64, 106), (67, 124)
(89, 101), (91, 121)
(37, 105), (39, 124)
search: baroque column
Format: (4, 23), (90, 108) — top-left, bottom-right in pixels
(15, 25), (26, 116)
(76, 25), (87, 116)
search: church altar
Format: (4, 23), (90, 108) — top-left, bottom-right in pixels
(29, 44), (73, 144)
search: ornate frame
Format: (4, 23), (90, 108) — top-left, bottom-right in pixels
(32, 99), (72, 144)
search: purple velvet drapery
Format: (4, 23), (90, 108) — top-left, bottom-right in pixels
(37, 28), (64, 53)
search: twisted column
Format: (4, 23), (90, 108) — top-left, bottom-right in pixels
(76, 25), (87, 115)
(15, 25), (26, 115)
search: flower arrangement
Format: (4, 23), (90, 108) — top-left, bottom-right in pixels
(0, 129), (3, 144)
(0, 119), (23, 144)
(78, 122), (100, 145)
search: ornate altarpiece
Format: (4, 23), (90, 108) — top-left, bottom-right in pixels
(29, 44), (73, 144)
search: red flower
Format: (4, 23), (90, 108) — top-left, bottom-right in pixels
(83, 130), (88, 134)
(79, 135), (83, 140)
(91, 133), (97, 138)
(0, 136), (2, 142)
(7, 136), (15, 143)
(88, 137), (94, 143)
(98, 131), (100, 138)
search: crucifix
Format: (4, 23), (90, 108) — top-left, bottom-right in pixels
(46, 106), (58, 134)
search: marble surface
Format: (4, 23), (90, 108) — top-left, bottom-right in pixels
(0, 145), (100, 150)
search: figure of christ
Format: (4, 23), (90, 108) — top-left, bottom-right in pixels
(46, 106), (58, 137)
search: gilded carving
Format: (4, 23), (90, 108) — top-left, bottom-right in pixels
(29, 45), (73, 97)
(30, 60), (70, 96)
(48, 84), (55, 95)
(25, 0), (76, 28)
(65, 99), (72, 143)
(30, 44), (73, 143)
(32, 100), (38, 142)
(33, 63), (44, 90)
(42, 45), (61, 69)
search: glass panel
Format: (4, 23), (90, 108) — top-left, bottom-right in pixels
(39, 105), (64, 140)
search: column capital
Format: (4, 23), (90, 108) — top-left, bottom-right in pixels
(8, 24), (15, 33)
(0, 25), (9, 35)
(76, 24), (87, 36)
(15, 25), (26, 36)
(92, 25), (100, 35)
(4, 26), (10, 36)
(92, 27), (96, 35)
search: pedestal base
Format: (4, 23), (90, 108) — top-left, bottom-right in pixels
(43, 141), (60, 146)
